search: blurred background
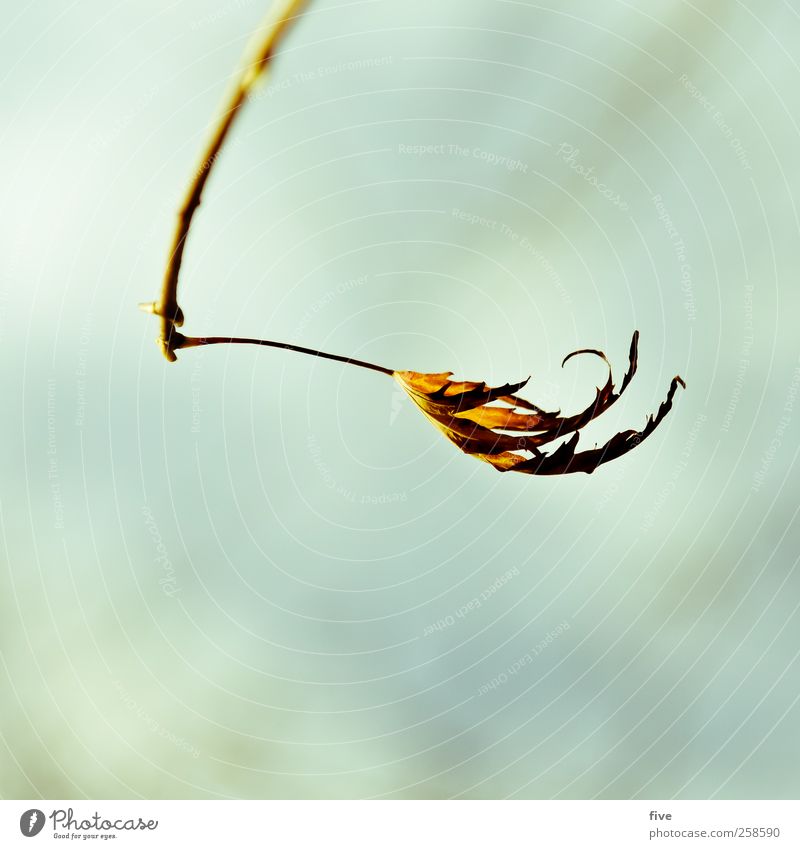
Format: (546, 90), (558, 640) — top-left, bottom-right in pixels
(1, 0), (799, 799)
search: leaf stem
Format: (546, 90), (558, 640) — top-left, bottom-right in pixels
(142, 0), (310, 361)
(177, 334), (395, 376)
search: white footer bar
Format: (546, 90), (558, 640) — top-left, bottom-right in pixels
(2, 800), (795, 848)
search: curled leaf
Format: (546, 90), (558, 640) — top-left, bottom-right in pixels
(393, 331), (684, 475)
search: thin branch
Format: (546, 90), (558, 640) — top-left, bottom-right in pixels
(178, 334), (395, 376)
(140, 0), (310, 361)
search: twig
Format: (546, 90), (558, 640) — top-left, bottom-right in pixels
(140, 0), (310, 361)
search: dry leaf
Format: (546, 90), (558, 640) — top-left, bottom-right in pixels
(393, 331), (684, 475)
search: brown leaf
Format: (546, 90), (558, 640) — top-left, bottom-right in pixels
(393, 331), (685, 475)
